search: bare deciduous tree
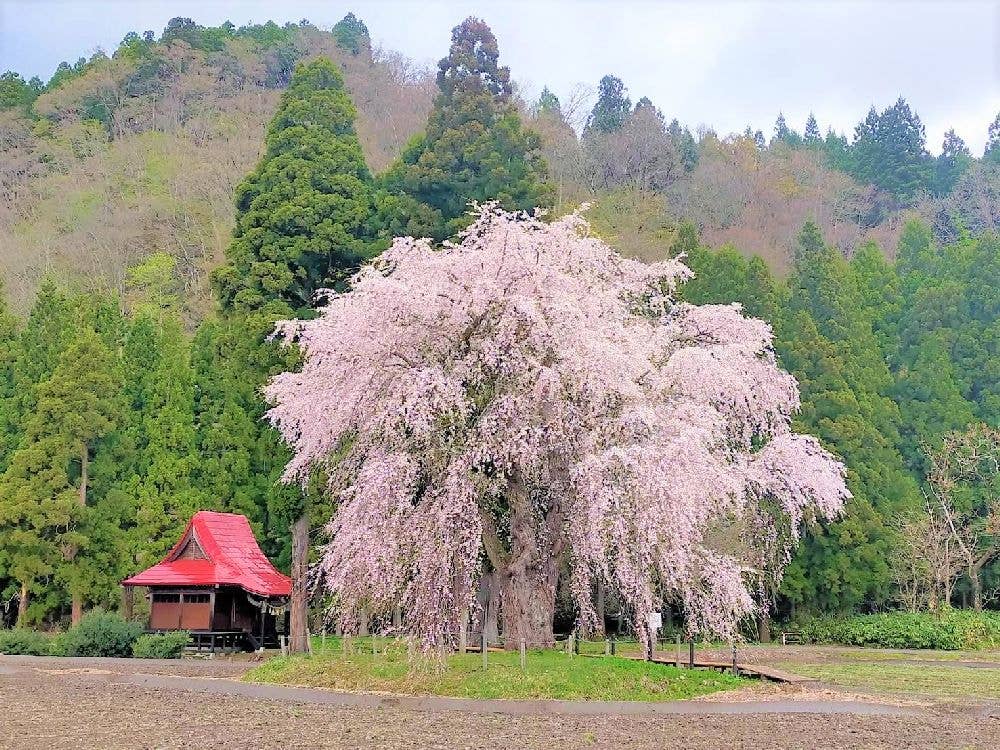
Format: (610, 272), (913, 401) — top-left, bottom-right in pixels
(924, 424), (1000, 611)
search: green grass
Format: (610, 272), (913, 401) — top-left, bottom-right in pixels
(245, 637), (745, 702)
(776, 661), (1000, 700)
(803, 646), (1000, 663)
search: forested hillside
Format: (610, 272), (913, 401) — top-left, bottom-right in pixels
(4, 16), (998, 319)
(1, 17), (435, 320)
(0, 13), (997, 631)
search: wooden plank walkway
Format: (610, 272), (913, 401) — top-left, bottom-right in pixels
(633, 655), (818, 685)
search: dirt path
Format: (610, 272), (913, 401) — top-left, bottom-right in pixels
(4, 655), (1000, 749)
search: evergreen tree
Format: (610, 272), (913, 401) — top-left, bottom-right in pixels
(894, 333), (976, 470)
(212, 58), (384, 314)
(850, 98), (933, 203)
(667, 118), (699, 171)
(822, 129), (853, 173)
(191, 316), (302, 561)
(633, 96), (657, 116)
(1, 281), (75, 465)
(0, 71), (42, 111)
(0, 282), (80, 623)
(895, 227), (1000, 436)
(895, 219), (937, 290)
(0, 283), (18, 475)
(772, 112), (802, 147)
(212, 52), (388, 655)
(382, 18), (551, 241)
(984, 113), (1000, 164)
(933, 129), (972, 197)
(683, 246), (783, 323)
(586, 74), (631, 134)
(0, 328), (121, 625)
(774, 112), (790, 143)
(116, 309), (205, 573)
(45, 330), (123, 624)
(532, 86), (561, 118)
(0, 283), (19, 611)
(804, 113), (821, 147)
(332, 12), (370, 56)
(777, 222), (920, 612)
(849, 240), (901, 358)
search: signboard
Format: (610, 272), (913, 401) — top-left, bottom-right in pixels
(646, 611), (663, 631)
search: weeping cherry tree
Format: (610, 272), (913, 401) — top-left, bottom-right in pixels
(265, 205), (850, 650)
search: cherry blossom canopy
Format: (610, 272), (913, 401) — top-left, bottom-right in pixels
(265, 205), (850, 647)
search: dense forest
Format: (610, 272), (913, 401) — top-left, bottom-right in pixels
(0, 13), (997, 631)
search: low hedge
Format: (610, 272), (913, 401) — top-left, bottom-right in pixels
(59, 610), (143, 657)
(797, 610), (1000, 650)
(0, 628), (55, 655)
(132, 631), (189, 659)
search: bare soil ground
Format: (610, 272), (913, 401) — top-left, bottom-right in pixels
(3, 654), (1000, 750)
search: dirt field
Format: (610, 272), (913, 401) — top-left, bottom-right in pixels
(3, 654), (1000, 750)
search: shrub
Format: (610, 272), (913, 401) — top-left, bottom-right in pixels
(797, 610), (1000, 650)
(132, 631), (189, 659)
(0, 628), (54, 656)
(60, 610), (143, 657)
(47, 632), (69, 656)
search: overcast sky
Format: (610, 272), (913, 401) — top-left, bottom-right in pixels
(1, 0), (997, 154)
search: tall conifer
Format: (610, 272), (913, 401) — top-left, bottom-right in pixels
(382, 18), (551, 241)
(213, 58), (384, 314)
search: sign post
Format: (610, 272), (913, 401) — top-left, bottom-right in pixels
(645, 611), (662, 661)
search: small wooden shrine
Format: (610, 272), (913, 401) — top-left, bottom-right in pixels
(122, 511), (290, 651)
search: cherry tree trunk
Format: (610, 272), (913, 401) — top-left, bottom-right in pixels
(497, 504), (561, 648)
(499, 562), (558, 649)
(289, 513), (309, 653)
(491, 472), (565, 650)
(477, 569), (500, 646)
(758, 609), (771, 643)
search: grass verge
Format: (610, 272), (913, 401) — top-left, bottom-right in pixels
(245, 637), (745, 701)
(776, 661), (1000, 700)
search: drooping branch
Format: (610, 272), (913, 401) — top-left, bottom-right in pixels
(266, 204), (850, 649)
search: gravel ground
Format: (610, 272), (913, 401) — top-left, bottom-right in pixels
(4, 655), (1000, 750)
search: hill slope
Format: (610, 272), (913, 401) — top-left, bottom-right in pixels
(1, 21), (434, 319)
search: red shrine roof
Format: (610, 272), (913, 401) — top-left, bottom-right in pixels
(122, 511), (291, 598)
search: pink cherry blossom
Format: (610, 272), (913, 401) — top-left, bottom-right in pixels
(265, 204), (850, 649)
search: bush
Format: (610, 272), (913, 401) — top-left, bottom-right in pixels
(0, 628), (54, 656)
(797, 610), (1000, 650)
(132, 631), (189, 659)
(60, 610), (143, 657)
